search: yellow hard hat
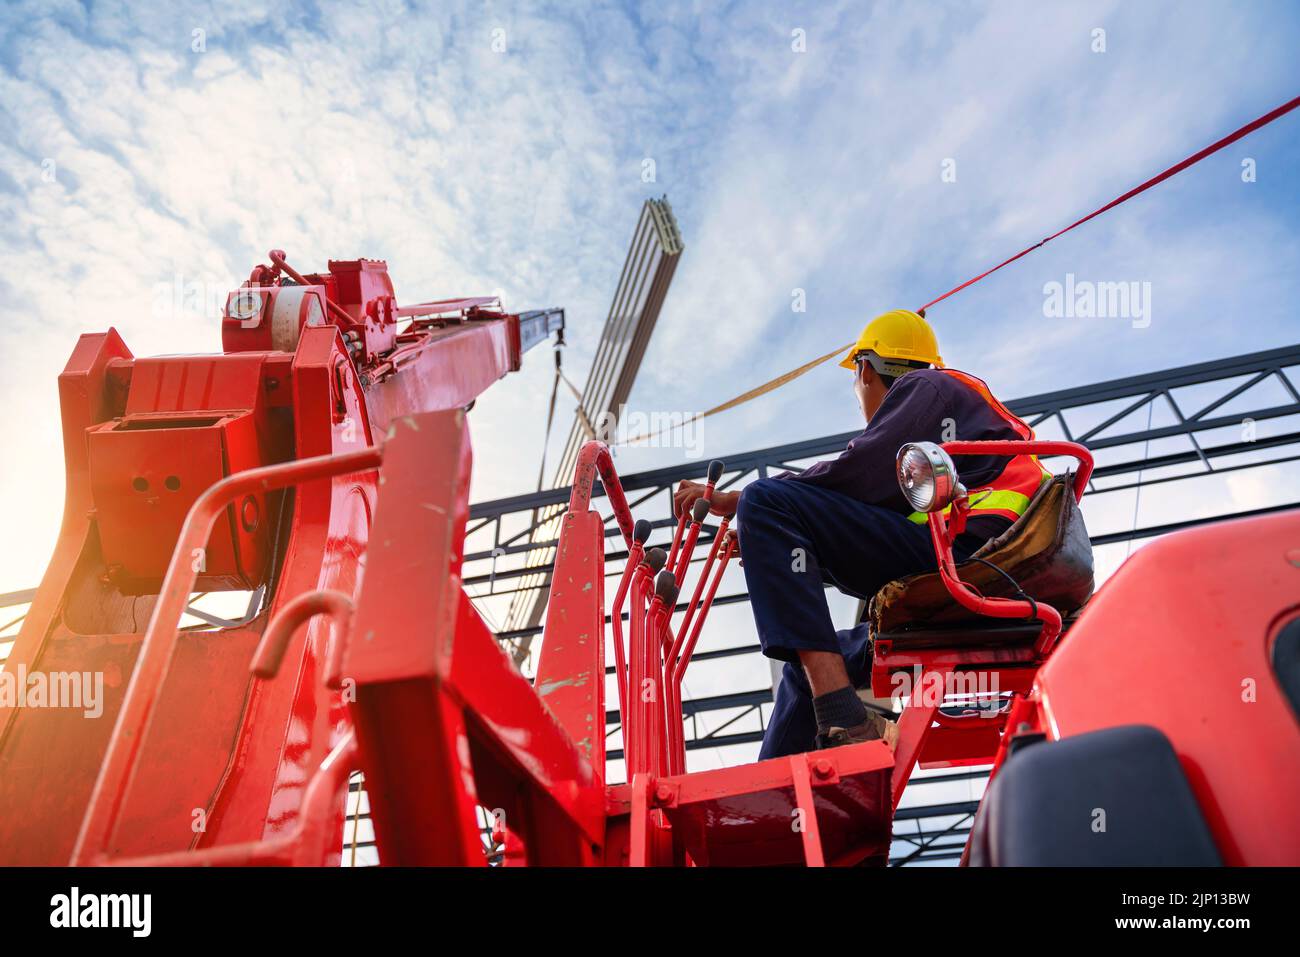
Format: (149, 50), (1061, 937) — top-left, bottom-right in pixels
(839, 309), (944, 371)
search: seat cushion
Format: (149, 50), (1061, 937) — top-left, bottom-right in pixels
(967, 724), (1222, 866)
(871, 473), (1093, 634)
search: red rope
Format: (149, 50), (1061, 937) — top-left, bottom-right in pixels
(918, 93), (1300, 313)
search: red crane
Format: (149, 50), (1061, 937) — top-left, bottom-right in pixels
(1, 250), (1296, 867)
(0, 251), (562, 865)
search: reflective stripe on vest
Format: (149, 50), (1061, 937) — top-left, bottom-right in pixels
(905, 369), (1051, 524)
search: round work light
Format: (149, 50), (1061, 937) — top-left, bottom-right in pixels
(896, 441), (963, 513)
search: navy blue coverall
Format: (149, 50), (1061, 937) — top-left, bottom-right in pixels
(737, 369), (1024, 760)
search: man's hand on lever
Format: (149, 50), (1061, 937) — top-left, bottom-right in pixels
(673, 479), (739, 519)
(723, 526), (741, 565)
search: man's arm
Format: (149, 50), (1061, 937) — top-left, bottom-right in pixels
(780, 373), (949, 509)
(672, 373), (950, 517)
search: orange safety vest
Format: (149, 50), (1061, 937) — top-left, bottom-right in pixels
(906, 369), (1051, 524)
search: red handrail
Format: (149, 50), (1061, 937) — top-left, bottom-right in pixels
(569, 441), (635, 548)
(71, 444), (383, 865)
(929, 439), (1093, 656)
(252, 588), (355, 689)
(941, 439), (1093, 502)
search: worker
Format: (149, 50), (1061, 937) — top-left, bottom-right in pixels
(674, 309), (1048, 756)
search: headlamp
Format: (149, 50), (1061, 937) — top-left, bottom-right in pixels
(896, 441), (964, 513)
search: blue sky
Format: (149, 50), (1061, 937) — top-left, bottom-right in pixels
(2, 1), (1299, 856)
(1, 0), (1298, 600)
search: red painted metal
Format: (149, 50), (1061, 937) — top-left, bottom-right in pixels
(252, 588), (355, 688)
(85, 354), (285, 593)
(346, 412), (602, 865)
(673, 511), (703, 586)
(606, 739), (893, 867)
(666, 511), (688, 573)
(927, 516), (1064, 654)
(790, 754), (826, 867)
(88, 732), (359, 867)
(10, 250), (1294, 868)
(628, 566), (651, 776)
(874, 439), (1095, 795)
(0, 251), (562, 866)
(539, 441), (901, 865)
(609, 538), (645, 733)
(889, 672), (946, 811)
(71, 445), (384, 865)
(668, 519), (728, 675)
(535, 507), (607, 775)
(646, 583), (675, 777)
(0, 316), (378, 864)
(566, 441), (635, 546)
(666, 468), (717, 582)
(666, 530), (734, 775)
(1026, 509), (1300, 865)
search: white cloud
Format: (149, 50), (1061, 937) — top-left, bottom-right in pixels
(0, 0), (713, 590)
(0, 0), (1296, 604)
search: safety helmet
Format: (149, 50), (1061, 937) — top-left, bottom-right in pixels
(839, 309), (944, 375)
